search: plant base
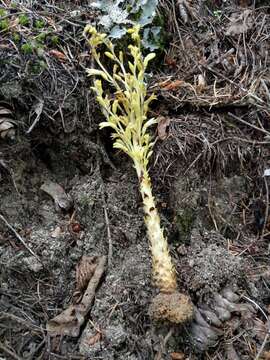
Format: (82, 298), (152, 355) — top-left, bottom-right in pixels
(149, 291), (194, 324)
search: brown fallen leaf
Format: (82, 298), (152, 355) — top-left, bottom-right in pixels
(157, 117), (171, 140)
(160, 79), (185, 91)
(86, 332), (102, 346)
(76, 256), (98, 294)
(164, 55), (177, 68)
(47, 256), (106, 337)
(170, 352), (185, 360)
(262, 351), (270, 360)
(48, 49), (67, 61)
(0, 43), (12, 50)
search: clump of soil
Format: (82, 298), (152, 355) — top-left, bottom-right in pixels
(182, 234), (243, 296)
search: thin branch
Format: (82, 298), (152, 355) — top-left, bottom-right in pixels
(0, 342), (24, 360)
(262, 176), (269, 237)
(228, 112), (270, 137)
(103, 205), (113, 269)
(0, 214), (41, 263)
(255, 331), (270, 360)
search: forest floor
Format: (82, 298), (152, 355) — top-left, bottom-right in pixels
(0, 1), (270, 359)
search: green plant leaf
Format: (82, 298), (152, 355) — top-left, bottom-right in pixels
(142, 117), (157, 135)
(143, 53), (156, 68)
(87, 69), (109, 80)
(105, 51), (114, 59)
(113, 140), (129, 153)
(99, 121), (119, 132)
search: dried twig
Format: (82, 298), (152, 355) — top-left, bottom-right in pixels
(103, 205), (113, 269)
(262, 176), (269, 237)
(255, 331), (270, 360)
(26, 99), (44, 134)
(0, 312), (44, 333)
(154, 328), (174, 360)
(228, 112), (270, 137)
(0, 341), (24, 360)
(0, 214), (41, 262)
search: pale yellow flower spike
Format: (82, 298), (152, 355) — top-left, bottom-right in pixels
(84, 25), (194, 324)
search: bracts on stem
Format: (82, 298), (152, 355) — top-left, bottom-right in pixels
(85, 25), (194, 325)
(135, 162), (193, 324)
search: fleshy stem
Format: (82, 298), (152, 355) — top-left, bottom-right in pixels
(84, 25), (177, 293)
(134, 161), (177, 293)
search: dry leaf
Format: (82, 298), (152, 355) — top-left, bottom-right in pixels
(177, 0), (188, 23)
(0, 119), (14, 131)
(226, 10), (253, 36)
(40, 181), (73, 211)
(239, 0), (251, 6)
(47, 256), (106, 337)
(160, 79), (185, 91)
(0, 44), (12, 50)
(164, 55), (177, 68)
(51, 226), (63, 238)
(9, 17), (19, 29)
(196, 74), (207, 93)
(46, 305), (82, 337)
(48, 49), (67, 61)
(76, 256), (98, 293)
(262, 351), (270, 360)
(86, 332), (102, 345)
(157, 117), (171, 140)
(27, 99), (44, 134)
(0, 106), (13, 116)
(170, 352), (185, 360)
(0, 105), (16, 139)
(252, 318), (269, 342)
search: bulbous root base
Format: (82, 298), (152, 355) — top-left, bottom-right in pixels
(149, 292), (194, 324)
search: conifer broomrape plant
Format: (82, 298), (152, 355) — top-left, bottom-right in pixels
(84, 25), (194, 324)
